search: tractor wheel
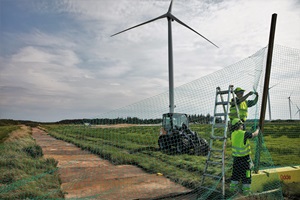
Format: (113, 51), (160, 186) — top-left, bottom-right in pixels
(194, 143), (202, 156)
(199, 138), (209, 156)
(176, 137), (189, 154)
(158, 135), (170, 151)
(193, 134), (209, 156)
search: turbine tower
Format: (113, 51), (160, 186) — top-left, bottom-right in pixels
(288, 92), (293, 119)
(111, 0), (218, 113)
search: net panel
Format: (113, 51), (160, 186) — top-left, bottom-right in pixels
(1, 45), (299, 199)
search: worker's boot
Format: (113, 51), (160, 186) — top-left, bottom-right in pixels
(230, 181), (239, 192)
(242, 184), (251, 195)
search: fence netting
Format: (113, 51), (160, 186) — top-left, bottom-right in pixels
(1, 45), (299, 199)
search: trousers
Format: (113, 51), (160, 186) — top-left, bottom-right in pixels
(231, 155), (251, 184)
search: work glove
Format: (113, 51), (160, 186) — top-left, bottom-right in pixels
(249, 158), (254, 170)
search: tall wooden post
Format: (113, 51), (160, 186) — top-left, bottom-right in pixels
(254, 13), (277, 173)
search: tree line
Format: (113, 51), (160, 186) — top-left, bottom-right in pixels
(0, 114), (213, 126)
(57, 114), (214, 125)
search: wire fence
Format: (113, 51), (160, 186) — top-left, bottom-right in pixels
(1, 45), (299, 199)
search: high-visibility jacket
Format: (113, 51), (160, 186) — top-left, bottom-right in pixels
(231, 130), (251, 157)
(229, 99), (248, 121)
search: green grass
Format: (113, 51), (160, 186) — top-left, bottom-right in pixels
(42, 122), (299, 198)
(263, 135), (300, 166)
(0, 127), (64, 199)
(0, 126), (19, 143)
(44, 125), (209, 188)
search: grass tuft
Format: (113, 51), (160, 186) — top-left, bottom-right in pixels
(22, 145), (43, 158)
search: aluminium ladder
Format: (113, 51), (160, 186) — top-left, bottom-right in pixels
(199, 85), (239, 199)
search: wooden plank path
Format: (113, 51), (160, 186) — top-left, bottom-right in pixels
(32, 127), (192, 199)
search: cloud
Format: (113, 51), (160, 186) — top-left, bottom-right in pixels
(0, 0), (299, 121)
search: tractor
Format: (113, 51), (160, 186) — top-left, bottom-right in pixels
(158, 113), (209, 156)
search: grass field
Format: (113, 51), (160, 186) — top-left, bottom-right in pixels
(43, 122), (300, 191)
(1, 121), (299, 199)
(0, 125), (64, 199)
(44, 124), (207, 188)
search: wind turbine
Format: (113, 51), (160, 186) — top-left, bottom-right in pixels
(295, 105), (300, 119)
(111, 0), (218, 113)
(288, 92), (293, 119)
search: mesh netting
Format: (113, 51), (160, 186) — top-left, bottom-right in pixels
(1, 45), (299, 199)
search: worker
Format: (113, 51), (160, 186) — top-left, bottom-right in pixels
(230, 118), (259, 195)
(229, 87), (259, 128)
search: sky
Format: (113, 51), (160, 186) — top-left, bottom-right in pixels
(0, 0), (300, 122)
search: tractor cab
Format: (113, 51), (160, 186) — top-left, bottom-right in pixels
(159, 112), (209, 156)
(162, 113), (189, 133)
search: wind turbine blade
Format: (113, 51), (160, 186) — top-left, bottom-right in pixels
(170, 14), (219, 48)
(269, 82), (280, 89)
(111, 14), (167, 37)
(168, 0), (173, 13)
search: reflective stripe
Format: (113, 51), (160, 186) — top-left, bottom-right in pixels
(230, 181), (239, 192)
(232, 143), (250, 150)
(246, 170), (251, 178)
(242, 184), (251, 189)
(242, 184), (251, 195)
(232, 149), (251, 156)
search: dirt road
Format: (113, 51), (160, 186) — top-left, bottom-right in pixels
(31, 127), (192, 199)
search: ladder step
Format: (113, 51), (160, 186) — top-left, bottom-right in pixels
(214, 113), (226, 117)
(206, 160), (223, 165)
(210, 148), (223, 153)
(213, 123), (226, 128)
(216, 101), (229, 105)
(199, 186), (222, 193)
(211, 155), (224, 159)
(210, 136), (226, 140)
(217, 90), (229, 95)
(203, 173), (222, 180)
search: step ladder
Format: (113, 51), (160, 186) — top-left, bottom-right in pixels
(199, 85), (239, 199)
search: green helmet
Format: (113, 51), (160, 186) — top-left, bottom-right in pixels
(231, 118), (243, 126)
(234, 87), (245, 93)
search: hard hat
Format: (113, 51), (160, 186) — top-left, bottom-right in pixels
(234, 87), (245, 93)
(231, 118), (243, 126)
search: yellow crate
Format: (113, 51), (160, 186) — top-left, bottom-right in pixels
(251, 166), (300, 192)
